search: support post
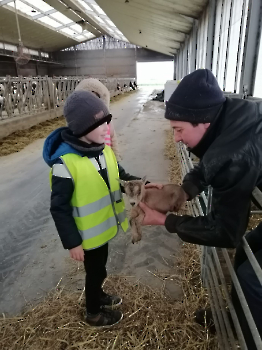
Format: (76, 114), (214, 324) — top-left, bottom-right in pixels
(239, 0), (262, 96)
(190, 20), (198, 73)
(206, 0), (217, 71)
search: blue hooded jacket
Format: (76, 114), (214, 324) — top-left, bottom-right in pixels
(43, 126), (141, 251)
(43, 127), (83, 167)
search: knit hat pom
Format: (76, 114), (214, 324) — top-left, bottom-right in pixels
(75, 78), (110, 109)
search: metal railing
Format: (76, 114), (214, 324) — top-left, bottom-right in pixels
(0, 76), (136, 120)
(178, 142), (262, 349)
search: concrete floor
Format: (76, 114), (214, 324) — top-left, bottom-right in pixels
(0, 86), (181, 315)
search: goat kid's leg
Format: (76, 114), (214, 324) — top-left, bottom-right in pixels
(130, 218), (142, 244)
(130, 206), (145, 244)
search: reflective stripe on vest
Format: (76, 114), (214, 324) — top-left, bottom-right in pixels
(79, 211), (126, 241)
(88, 155), (106, 171)
(52, 163), (71, 178)
(55, 146), (128, 250)
(72, 189), (122, 217)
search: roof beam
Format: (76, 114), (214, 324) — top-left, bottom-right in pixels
(43, 0), (103, 36)
(96, 0), (209, 56)
(32, 9), (57, 20)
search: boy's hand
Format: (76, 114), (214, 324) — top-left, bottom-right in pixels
(69, 245), (84, 261)
(139, 202), (166, 226)
(145, 183), (164, 190)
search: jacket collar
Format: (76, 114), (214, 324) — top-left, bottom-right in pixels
(188, 104), (225, 158)
(61, 128), (104, 158)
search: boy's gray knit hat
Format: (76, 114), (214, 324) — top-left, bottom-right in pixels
(63, 90), (111, 137)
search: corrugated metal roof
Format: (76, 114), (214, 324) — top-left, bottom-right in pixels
(0, 0), (208, 53)
(0, 0), (130, 51)
(0, 6), (79, 51)
(96, 0), (208, 56)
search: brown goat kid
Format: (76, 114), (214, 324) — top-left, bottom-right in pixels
(119, 177), (187, 243)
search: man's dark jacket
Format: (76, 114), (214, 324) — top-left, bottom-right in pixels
(165, 97), (262, 248)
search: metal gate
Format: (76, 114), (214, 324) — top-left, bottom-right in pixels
(178, 142), (262, 349)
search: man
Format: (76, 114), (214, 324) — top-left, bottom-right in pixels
(140, 69), (262, 349)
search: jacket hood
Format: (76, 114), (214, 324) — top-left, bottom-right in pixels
(43, 127), (82, 167)
(75, 78), (110, 108)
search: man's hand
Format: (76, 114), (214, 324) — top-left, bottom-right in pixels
(69, 245), (84, 261)
(145, 183), (164, 190)
(139, 202), (167, 226)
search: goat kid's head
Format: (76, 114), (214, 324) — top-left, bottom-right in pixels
(118, 176), (146, 206)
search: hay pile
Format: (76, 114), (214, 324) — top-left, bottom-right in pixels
(0, 246), (217, 350)
(165, 130), (191, 216)
(248, 202), (262, 230)
(0, 117), (66, 157)
(0, 91), (136, 157)
(164, 130), (183, 187)
(248, 214), (262, 230)
(0, 128), (218, 349)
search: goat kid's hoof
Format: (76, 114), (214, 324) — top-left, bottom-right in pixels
(131, 237), (141, 244)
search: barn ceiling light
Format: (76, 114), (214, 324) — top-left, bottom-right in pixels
(50, 12), (72, 25)
(94, 15), (104, 23)
(30, 0), (54, 12)
(92, 4), (106, 15)
(78, 0), (93, 12)
(106, 19), (116, 27)
(83, 30), (95, 39)
(8, 0), (40, 17)
(38, 16), (61, 28)
(75, 34), (86, 41)
(70, 23), (83, 33)
(60, 27), (75, 36)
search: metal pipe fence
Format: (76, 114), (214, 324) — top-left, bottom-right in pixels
(0, 76), (136, 120)
(177, 142), (262, 349)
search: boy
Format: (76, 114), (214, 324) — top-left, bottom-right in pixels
(43, 90), (144, 327)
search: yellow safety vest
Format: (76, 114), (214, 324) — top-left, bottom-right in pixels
(50, 145), (128, 250)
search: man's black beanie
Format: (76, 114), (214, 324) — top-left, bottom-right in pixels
(165, 69), (226, 123)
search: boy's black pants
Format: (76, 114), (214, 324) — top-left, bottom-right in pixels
(84, 243), (108, 314)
